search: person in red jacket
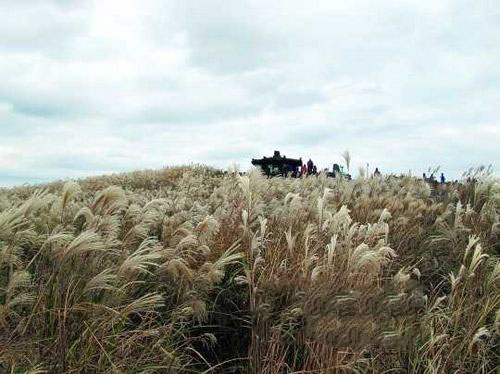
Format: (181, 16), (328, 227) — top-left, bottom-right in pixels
(300, 164), (307, 176)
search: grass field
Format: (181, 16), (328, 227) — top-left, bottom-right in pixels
(0, 166), (498, 373)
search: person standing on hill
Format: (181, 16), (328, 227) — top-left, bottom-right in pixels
(440, 173), (446, 184)
(300, 164), (307, 176)
(307, 159), (313, 175)
(332, 163), (340, 178)
(374, 167), (381, 177)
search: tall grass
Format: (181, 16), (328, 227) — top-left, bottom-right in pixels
(0, 165), (498, 373)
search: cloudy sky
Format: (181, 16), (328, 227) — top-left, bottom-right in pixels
(0, 0), (499, 186)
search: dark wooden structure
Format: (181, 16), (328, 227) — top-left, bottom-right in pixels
(251, 151), (302, 177)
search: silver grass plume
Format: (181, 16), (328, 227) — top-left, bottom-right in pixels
(118, 237), (162, 277)
(340, 149), (351, 172)
(61, 181), (81, 220)
(199, 241), (242, 284)
(160, 257), (193, 281)
(0, 208), (25, 241)
(285, 226), (297, 255)
(118, 293), (164, 318)
(74, 206), (94, 227)
(92, 186), (126, 215)
(467, 241), (489, 277)
(53, 230), (111, 264)
(326, 234), (337, 266)
(1, 270), (34, 326)
(83, 268), (118, 295)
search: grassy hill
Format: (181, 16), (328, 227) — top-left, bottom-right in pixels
(0, 166), (498, 373)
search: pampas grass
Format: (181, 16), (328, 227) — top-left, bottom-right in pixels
(0, 165), (498, 373)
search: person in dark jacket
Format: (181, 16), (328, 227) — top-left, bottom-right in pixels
(332, 163), (340, 178)
(440, 173), (446, 184)
(307, 159), (313, 175)
(374, 167), (381, 176)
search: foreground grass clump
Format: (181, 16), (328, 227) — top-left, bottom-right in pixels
(0, 165), (498, 373)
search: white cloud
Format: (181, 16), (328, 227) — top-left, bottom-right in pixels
(0, 0), (499, 185)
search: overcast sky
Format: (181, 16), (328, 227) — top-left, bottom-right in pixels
(0, 0), (499, 186)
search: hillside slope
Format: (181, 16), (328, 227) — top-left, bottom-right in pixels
(1, 166), (498, 373)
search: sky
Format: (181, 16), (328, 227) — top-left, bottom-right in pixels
(0, 0), (499, 186)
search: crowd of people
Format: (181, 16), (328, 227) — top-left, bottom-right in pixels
(423, 172), (447, 184)
(296, 159), (383, 179)
(298, 159), (318, 176)
(259, 152), (450, 184)
(299, 161), (449, 185)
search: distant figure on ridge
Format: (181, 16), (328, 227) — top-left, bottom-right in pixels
(333, 163), (341, 178)
(307, 159), (314, 175)
(440, 173), (446, 184)
(422, 173), (427, 181)
(374, 167), (381, 177)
